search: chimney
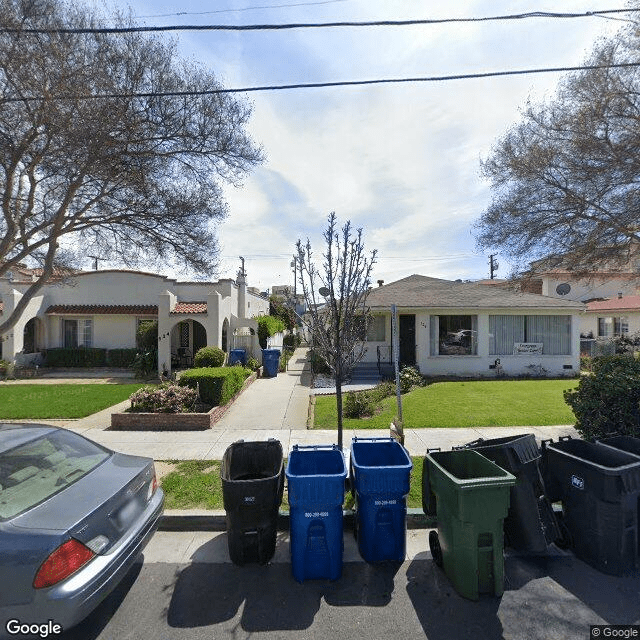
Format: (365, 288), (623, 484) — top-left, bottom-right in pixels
(377, 280), (384, 287)
(618, 292), (623, 299)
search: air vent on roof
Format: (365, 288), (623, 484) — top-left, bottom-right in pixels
(556, 283), (571, 296)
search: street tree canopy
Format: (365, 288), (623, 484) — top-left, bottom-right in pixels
(0, 0), (263, 334)
(475, 14), (640, 276)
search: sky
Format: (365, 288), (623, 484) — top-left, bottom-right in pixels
(91, 0), (628, 291)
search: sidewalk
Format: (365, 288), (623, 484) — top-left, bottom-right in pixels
(49, 346), (578, 460)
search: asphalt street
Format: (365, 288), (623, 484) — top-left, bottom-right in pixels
(54, 531), (640, 640)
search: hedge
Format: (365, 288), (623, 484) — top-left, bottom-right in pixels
(43, 347), (139, 368)
(178, 367), (250, 407)
(44, 347), (107, 367)
(257, 315), (286, 349)
(106, 349), (138, 368)
(564, 354), (640, 441)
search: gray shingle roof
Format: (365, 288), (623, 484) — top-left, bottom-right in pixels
(365, 275), (585, 310)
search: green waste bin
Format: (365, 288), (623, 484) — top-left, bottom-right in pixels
(424, 449), (516, 600)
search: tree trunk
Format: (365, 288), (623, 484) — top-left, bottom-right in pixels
(335, 377), (343, 450)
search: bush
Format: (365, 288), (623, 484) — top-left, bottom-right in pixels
(179, 367), (250, 406)
(399, 366), (424, 393)
(106, 348), (138, 368)
(44, 347), (107, 367)
(256, 315), (286, 349)
(564, 354), (640, 441)
(344, 390), (375, 418)
(137, 320), (158, 351)
(279, 348), (295, 372)
(246, 357), (260, 371)
(193, 346), (226, 368)
(283, 332), (301, 349)
(310, 349), (331, 375)
(132, 351), (157, 378)
(128, 383), (198, 413)
(368, 380), (396, 402)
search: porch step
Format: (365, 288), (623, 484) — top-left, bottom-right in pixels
(350, 363), (382, 383)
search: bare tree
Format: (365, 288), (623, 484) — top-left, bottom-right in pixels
(296, 212), (377, 449)
(474, 11), (640, 276)
(0, 0), (263, 335)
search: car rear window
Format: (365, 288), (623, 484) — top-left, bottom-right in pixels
(0, 430), (110, 520)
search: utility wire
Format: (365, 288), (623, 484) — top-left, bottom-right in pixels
(4, 61), (640, 102)
(138, 1), (350, 19)
(1, 9), (635, 34)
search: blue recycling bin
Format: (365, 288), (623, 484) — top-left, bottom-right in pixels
(286, 445), (347, 581)
(261, 349), (281, 377)
(350, 437), (413, 562)
(229, 348), (247, 366)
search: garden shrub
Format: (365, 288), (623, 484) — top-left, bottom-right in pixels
(256, 315), (286, 349)
(193, 346), (226, 368)
(399, 366), (424, 393)
(310, 349), (331, 375)
(128, 383), (198, 413)
(106, 348), (138, 368)
(344, 390), (375, 418)
(44, 347), (107, 367)
(246, 357), (260, 371)
(368, 380), (396, 402)
(283, 332), (302, 348)
(132, 351), (157, 378)
(179, 367), (250, 406)
(564, 354), (640, 441)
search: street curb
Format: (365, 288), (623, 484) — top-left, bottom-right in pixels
(159, 508), (434, 532)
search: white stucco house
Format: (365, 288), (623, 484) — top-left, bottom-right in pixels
(360, 275), (585, 378)
(0, 267), (269, 375)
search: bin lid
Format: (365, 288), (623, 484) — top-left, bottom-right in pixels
(427, 449), (516, 489)
(351, 437), (412, 470)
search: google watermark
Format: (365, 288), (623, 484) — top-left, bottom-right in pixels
(5, 619), (62, 638)
(591, 626), (640, 639)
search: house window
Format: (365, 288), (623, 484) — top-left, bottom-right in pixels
(598, 316), (629, 338)
(63, 319), (92, 348)
(366, 315), (386, 342)
(489, 315), (571, 355)
(430, 315), (478, 356)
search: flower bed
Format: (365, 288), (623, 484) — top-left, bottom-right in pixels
(110, 371), (257, 430)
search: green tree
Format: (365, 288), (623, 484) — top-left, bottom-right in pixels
(0, 0), (262, 336)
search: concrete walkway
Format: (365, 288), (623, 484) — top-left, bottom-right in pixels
(7, 346), (579, 459)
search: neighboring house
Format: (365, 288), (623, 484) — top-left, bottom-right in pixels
(361, 275), (584, 378)
(0, 268), (269, 375)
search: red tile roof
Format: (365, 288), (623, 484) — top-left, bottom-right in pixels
(171, 302), (207, 314)
(45, 304), (158, 315)
(586, 296), (640, 312)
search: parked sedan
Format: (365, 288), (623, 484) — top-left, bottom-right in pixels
(0, 423), (164, 638)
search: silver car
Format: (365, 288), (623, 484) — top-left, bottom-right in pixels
(0, 424), (164, 638)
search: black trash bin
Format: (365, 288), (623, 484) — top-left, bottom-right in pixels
(459, 434), (560, 552)
(221, 439), (284, 565)
(596, 435), (640, 458)
(542, 436), (640, 575)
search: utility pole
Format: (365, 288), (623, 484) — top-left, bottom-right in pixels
(290, 255), (297, 296)
(88, 255), (102, 270)
(489, 254), (499, 280)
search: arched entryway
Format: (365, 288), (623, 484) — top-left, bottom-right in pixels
(170, 319), (208, 368)
(23, 317), (42, 353)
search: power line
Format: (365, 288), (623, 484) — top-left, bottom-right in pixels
(1, 9), (635, 34)
(137, 1), (350, 19)
(5, 61), (640, 102)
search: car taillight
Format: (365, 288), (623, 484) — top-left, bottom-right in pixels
(33, 539), (95, 589)
(148, 467), (158, 500)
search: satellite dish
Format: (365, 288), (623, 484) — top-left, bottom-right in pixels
(556, 283), (571, 296)
(318, 287), (330, 297)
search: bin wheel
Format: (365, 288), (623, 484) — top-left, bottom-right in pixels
(429, 530), (443, 568)
(554, 515), (573, 550)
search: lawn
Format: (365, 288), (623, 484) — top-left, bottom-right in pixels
(0, 383), (146, 419)
(313, 379), (579, 429)
(160, 458), (425, 510)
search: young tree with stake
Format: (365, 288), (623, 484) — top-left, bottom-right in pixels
(296, 212), (377, 449)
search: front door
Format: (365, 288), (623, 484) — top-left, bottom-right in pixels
(399, 314), (416, 367)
